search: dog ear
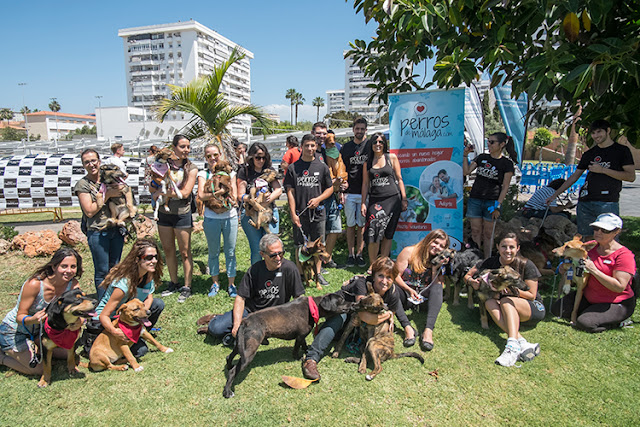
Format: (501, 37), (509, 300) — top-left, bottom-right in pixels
(319, 294), (337, 312)
(366, 280), (374, 295)
(583, 240), (598, 252)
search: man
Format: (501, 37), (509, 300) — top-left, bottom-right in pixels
(546, 119), (635, 237)
(312, 122), (346, 269)
(284, 134), (334, 287)
(437, 169), (461, 200)
(340, 117), (369, 267)
(205, 234), (305, 344)
(103, 143), (128, 178)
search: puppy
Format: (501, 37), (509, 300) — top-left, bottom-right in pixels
(223, 293), (354, 398)
(244, 169), (278, 232)
(298, 238), (331, 290)
(39, 289), (97, 388)
(202, 159), (237, 211)
(443, 248), (483, 306)
(552, 235), (597, 324)
(89, 299), (173, 372)
(474, 265), (530, 329)
(99, 164), (136, 229)
(149, 147), (182, 220)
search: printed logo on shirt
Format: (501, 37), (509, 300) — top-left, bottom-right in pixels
(591, 155), (611, 170)
(265, 280), (273, 287)
(476, 161), (499, 180)
(258, 283), (281, 300)
(371, 175), (390, 187)
(296, 173), (320, 187)
(350, 153), (368, 165)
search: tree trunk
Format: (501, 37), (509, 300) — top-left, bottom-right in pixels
(565, 106), (581, 165)
(295, 105), (299, 126)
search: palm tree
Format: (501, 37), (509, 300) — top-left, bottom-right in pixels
(293, 92), (305, 126)
(285, 88), (296, 124)
(312, 97), (325, 122)
(49, 98), (61, 140)
(156, 47), (272, 164)
(0, 108), (14, 127)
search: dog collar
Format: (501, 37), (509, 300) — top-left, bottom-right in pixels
(308, 297), (320, 336)
(115, 315), (143, 343)
(480, 272), (496, 291)
(216, 171), (230, 177)
(151, 162), (169, 177)
(298, 247), (312, 263)
(43, 318), (79, 350)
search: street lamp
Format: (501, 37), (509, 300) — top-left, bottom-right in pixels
(18, 82), (29, 142)
(95, 95), (103, 139)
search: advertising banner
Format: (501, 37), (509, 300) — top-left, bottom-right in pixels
(388, 88), (465, 254)
(494, 84), (528, 163)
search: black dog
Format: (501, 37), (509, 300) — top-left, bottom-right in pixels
(223, 293), (354, 398)
(443, 248), (483, 306)
(39, 289), (97, 387)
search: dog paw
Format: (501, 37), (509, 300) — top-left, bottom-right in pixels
(164, 348), (174, 353)
(37, 380), (49, 388)
(222, 389), (235, 399)
(134, 366), (144, 372)
(366, 375), (374, 381)
(331, 352), (339, 359)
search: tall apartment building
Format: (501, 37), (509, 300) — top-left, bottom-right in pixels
(118, 20), (254, 135)
(343, 52), (386, 121)
(326, 90), (345, 115)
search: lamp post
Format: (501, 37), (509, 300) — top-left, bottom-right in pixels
(18, 82), (29, 142)
(95, 95), (103, 139)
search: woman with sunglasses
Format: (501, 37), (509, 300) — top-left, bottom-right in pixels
(197, 143), (239, 298)
(551, 213), (636, 332)
(85, 239), (165, 358)
(360, 132), (407, 267)
(237, 142), (282, 264)
(463, 132), (518, 258)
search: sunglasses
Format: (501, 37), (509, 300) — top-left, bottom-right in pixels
(592, 226), (615, 234)
(254, 156), (266, 161)
(266, 251), (284, 259)
(205, 153), (220, 159)
(373, 139), (385, 145)
(487, 139), (500, 144)
(141, 254), (158, 261)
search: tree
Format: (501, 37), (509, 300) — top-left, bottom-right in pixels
(20, 106), (31, 115)
(48, 98), (60, 112)
(482, 90), (505, 136)
(285, 88), (297, 125)
(293, 92), (304, 126)
(325, 110), (359, 129)
(347, 1), (640, 148)
(312, 97), (325, 122)
(532, 127), (554, 161)
(0, 108), (14, 126)
(156, 47), (272, 162)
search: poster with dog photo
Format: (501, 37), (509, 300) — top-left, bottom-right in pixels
(388, 88), (465, 255)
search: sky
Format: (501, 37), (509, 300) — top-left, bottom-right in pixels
(0, 0), (377, 123)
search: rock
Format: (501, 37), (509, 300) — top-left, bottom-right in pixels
(0, 239), (10, 255)
(192, 219), (204, 234)
(134, 216), (157, 240)
(58, 220), (87, 246)
(12, 230), (62, 257)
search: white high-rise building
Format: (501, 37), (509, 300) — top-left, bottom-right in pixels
(326, 90), (345, 115)
(344, 51), (386, 122)
(118, 20), (254, 136)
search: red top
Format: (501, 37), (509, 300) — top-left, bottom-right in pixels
(583, 245), (636, 304)
(282, 148), (301, 166)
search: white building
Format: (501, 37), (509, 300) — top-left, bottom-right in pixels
(118, 20), (254, 135)
(344, 51), (387, 121)
(326, 90), (345, 115)
(95, 106), (192, 141)
(26, 112), (96, 141)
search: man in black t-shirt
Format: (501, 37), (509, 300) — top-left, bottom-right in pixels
(547, 119), (635, 237)
(206, 234), (305, 342)
(284, 134), (333, 287)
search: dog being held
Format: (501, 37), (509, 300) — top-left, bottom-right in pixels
(99, 164), (136, 230)
(298, 238), (331, 290)
(201, 159), (237, 212)
(552, 235), (597, 324)
(223, 293), (354, 398)
(243, 169), (278, 232)
(325, 133), (348, 193)
(443, 247), (482, 307)
(89, 299), (173, 372)
(474, 265), (530, 329)
(149, 147), (182, 220)
(38, 289), (97, 388)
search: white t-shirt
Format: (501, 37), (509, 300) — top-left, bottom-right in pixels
(197, 169), (238, 219)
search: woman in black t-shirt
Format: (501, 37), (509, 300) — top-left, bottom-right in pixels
(463, 132), (517, 258)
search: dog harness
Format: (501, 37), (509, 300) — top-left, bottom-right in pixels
(115, 316), (143, 343)
(308, 297), (320, 336)
(43, 318), (79, 350)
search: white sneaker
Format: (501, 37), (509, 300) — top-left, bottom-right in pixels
(518, 342), (540, 362)
(495, 343), (521, 367)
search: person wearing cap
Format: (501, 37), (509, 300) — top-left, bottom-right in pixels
(551, 213), (636, 332)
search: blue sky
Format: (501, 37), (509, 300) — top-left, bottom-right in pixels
(1, 0), (376, 122)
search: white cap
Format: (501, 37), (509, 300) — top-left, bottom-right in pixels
(589, 213), (623, 231)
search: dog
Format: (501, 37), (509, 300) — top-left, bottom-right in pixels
(298, 238), (331, 290)
(325, 133), (348, 193)
(149, 147), (182, 220)
(473, 265), (530, 329)
(223, 293), (354, 398)
(99, 164), (136, 230)
(201, 159), (237, 211)
(552, 235), (597, 324)
(443, 248), (483, 306)
(38, 289), (97, 387)
(89, 299), (173, 372)
(243, 169), (278, 232)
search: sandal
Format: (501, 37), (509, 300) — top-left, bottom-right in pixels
(403, 327), (418, 347)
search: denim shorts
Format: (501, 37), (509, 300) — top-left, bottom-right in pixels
(466, 197), (496, 221)
(325, 195), (343, 234)
(577, 201), (619, 236)
(0, 322), (31, 352)
(157, 211), (193, 229)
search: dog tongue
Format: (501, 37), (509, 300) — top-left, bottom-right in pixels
(142, 318), (152, 327)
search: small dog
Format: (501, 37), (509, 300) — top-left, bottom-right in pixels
(89, 299), (173, 372)
(99, 164), (136, 230)
(552, 235), (597, 324)
(474, 265), (530, 329)
(201, 159), (237, 211)
(244, 169), (278, 231)
(443, 248), (483, 306)
(149, 147), (182, 220)
(298, 238), (331, 290)
(223, 293), (354, 398)
(38, 289), (97, 387)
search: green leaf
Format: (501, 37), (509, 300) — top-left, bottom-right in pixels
(587, 44), (609, 54)
(448, 3), (462, 27)
(564, 63), (590, 83)
(593, 66), (610, 96)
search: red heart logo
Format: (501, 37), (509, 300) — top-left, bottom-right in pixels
(417, 106), (425, 112)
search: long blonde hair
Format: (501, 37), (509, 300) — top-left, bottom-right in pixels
(408, 229), (450, 275)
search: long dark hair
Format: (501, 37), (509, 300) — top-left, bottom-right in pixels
(32, 248), (83, 280)
(490, 132), (518, 165)
(246, 142), (272, 170)
(366, 132), (389, 169)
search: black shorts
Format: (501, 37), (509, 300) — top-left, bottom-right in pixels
(294, 217), (325, 247)
(521, 299), (546, 327)
(157, 211), (193, 229)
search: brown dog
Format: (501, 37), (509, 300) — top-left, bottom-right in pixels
(99, 164), (136, 230)
(552, 235), (597, 324)
(201, 159), (237, 211)
(89, 299), (173, 372)
(149, 147), (181, 220)
(325, 133), (348, 193)
(38, 289), (97, 387)
(223, 293), (354, 398)
(473, 265), (530, 329)
(244, 169), (278, 231)
(298, 238), (331, 290)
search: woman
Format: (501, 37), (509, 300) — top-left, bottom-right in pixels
(197, 143), (239, 298)
(91, 239), (165, 357)
(394, 229), (449, 351)
(0, 248), (82, 375)
(360, 133), (407, 266)
(234, 140), (247, 168)
(74, 149), (125, 300)
(280, 135), (300, 173)
(154, 134), (198, 303)
(464, 232), (545, 367)
(551, 213), (636, 332)
(237, 142), (282, 264)
(463, 132), (517, 258)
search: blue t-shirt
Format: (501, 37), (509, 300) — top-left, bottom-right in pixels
(94, 277), (155, 319)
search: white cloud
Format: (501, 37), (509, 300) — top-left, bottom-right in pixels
(262, 104), (327, 124)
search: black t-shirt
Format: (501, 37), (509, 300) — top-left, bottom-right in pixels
(337, 276), (410, 328)
(237, 259), (305, 313)
(577, 142), (634, 202)
(479, 256), (542, 301)
(341, 139), (370, 194)
(283, 157), (332, 221)
(469, 154), (515, 200)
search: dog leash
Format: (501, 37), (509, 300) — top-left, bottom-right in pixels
(22, 315), (43, 368)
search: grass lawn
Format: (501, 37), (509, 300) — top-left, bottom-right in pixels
(0, 220), (639, 425)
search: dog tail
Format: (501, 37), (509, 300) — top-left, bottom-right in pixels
(393, 352), (425, 364)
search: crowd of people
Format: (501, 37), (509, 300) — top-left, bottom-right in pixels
(0, 118), (636, 380)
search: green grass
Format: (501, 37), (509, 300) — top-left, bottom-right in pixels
(0, 222), (639, 425)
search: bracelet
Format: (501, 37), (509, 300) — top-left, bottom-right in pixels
(21, 315), (31, 328)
